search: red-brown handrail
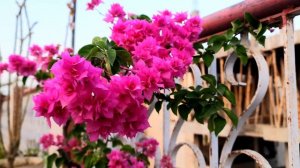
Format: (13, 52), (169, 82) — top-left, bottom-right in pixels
(200, 0), (300, 41)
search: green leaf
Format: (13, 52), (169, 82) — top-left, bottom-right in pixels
(231, 20), (243, 33)
(193, 55), (201, 64)
(214, 115), (226, 135)
(111, 59), (121, 74)
(202, 53), (214, 67)
(96, 157), (109, 168)
(198, 88), (216, 97)
(244, 13), (260, 29)
(78, 44), (95, 57)
(178, 104), (191, 120)
(235, 44), (248, 65)
(116, 50), (133, 66)
(84, 155), (93, 168)
(185, 91), (199, 99)
(35, 70), (52, 81)
(168, 101), (178, 115)
(194, 106), (204, 123)
(174, 89), (188, 101)
(155, 101), (163, 113)
(107, 48), (116, 65)
(201, 74), (216, 87)
(109, 40), (117, 48)
(88, 47), (103, 60)
(230, 37), (240, 45)
(55, 157), (64, 168)
(208, 35), (226, 46)
(137, 153), (150, 166)
(208, 116), (215, 132)
(257, 36), (266, 46)
(257, 23), (267, 38)
(121, 145), (135, 154)
(111, 137), (123, 147)
(223, 108), (238, 127)
(211, 41), (223, 53)
(202, 103), (222, 119)
(175, 84), (182, 90)
(224, 89), (236, 105)
(137, 14), (151, 22)
(223, 43), (232, 51)
(225, 29), (234, 40)
(95, 159), (107, 168)
(193, 41), (203, 50)
(92, 37), (107, 49)
(216, 83), (228, 96)
(22, 76), (28, 85)
(47, 153), (57, 168)
(47, 59), (57, 70)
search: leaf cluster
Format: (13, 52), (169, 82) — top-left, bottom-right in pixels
(78, 37), (133, 76)
(193, 12), (268, 66)
(155, 74), (238, 135)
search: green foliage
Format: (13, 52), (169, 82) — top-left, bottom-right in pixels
(22, 76), (28, 86)
(193, 12), (267, 66)
(35, 70), (52, 82)
(47, 153), (57, 168)
(154, 74), (238, 135)
(77, 37), (133, 76)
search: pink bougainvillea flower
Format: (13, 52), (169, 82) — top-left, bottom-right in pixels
(19, 59), (37, 76)
(29, 44), (43, 58)
(62, 137), (81, 152)
(44, 44), (59, 55)
(104, 3), (126, 23)
(0, 63), (8, 74)
(8, 54), (37, 76)
(174, 12), (188, 23)
(107, 150), (130, 168)
(33, 79), (69, 126)
(160, 155), (174, 168)
(63, 47), (74, 55)
(136, 138), (159, 158)
(7, 54), (25, 73)
(129, 156), (145, 168)
(51, 52), (90, 81)
(107, 150), (145, 168)
(134, 61), (160, 100)
(55, 135), (64, 146)
(39, 134), (55, 150)
(87, 0), (102, 10)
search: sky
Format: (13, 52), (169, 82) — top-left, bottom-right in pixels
(0, 0), (299, 58)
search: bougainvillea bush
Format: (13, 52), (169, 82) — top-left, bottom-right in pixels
(30, 0), (268, 167)
(34, 4), (203, 141)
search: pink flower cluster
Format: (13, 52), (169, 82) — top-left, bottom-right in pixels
(136, 138), (159, 158)
(39, 134), (64, 150)
(6, 54), (37, 76)
(87, 0), (103, 10)
(29, 44), (66, 71)
(34, 4), (202, 142)
(62, 137), (82, 152)
(109, 8), (202, 100)
(104, 3), (126, 23)
(33, 52), (149, 141)
(107, 150), (145, 168)
(160, 155), (173, 168)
